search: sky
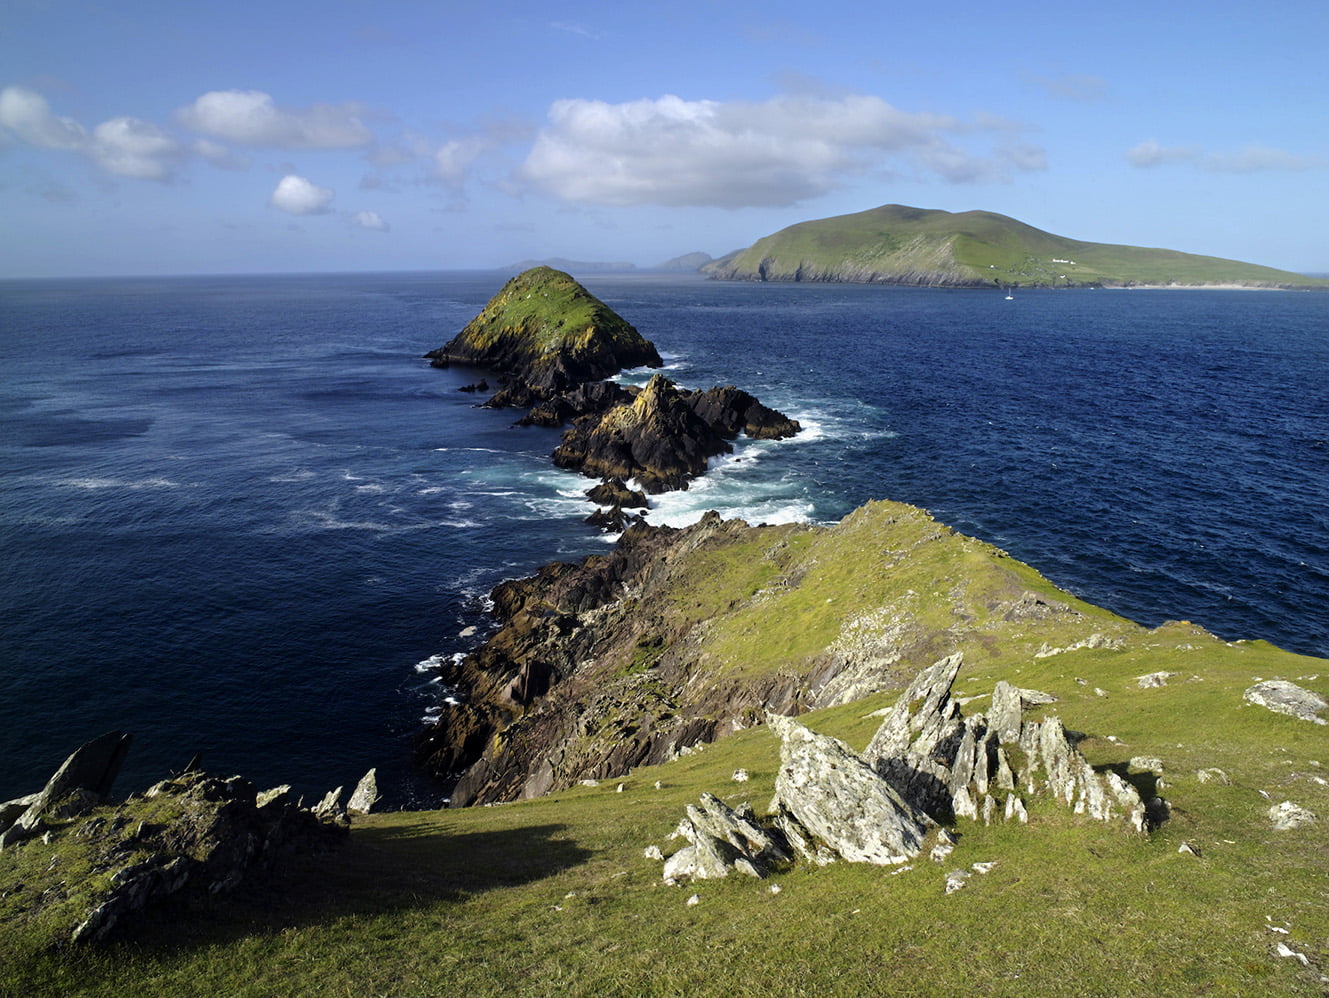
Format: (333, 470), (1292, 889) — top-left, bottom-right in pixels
(2, 0), (1327, 278)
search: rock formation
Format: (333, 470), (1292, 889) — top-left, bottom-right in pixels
(424, 267), (662, 393)
(1243, 680), (1327, 724)
(654, 653), (1160, 881)
(0, 735), (351, 946)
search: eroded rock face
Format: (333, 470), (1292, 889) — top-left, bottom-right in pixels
(0, 731), (133, 851)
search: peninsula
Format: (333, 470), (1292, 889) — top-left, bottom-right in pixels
(704, 204), (1329, 289)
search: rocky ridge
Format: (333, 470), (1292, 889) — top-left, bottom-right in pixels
(415, 500), (1158, 805)
(659, 652), (1160, 882)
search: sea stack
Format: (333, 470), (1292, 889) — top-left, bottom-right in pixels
(425, 266), (663, 393)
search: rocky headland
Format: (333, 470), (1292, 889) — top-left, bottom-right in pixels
(426, 266), (800, 527)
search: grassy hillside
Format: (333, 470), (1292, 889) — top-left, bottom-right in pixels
(5, 501), (1326, 996)
(704, 204), (1329, 289)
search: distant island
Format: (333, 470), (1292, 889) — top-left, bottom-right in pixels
(702, 204), (1329, 290)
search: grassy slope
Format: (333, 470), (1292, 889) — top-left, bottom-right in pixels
(446, 266), (644, 359)
(5, 502), (1327, 997)
(712, 205), (1329, 288)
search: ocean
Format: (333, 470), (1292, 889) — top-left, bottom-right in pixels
(2, 271), (1326, 807)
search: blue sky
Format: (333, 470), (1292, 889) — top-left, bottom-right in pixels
(2, 0), (1326, 277)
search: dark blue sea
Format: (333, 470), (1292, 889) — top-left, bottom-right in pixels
(2, 272), (1326, 806)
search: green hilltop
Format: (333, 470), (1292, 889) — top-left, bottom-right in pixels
(704, 204), (1329, 289)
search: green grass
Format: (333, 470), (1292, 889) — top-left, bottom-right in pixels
(708, 205), (1329, 288)
(7, 647), (1326, 996)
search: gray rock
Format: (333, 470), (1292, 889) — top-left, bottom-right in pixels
(662, 792), (790, 880)
(1268, 801), (1316, 830)
(1137, 671), (1177, 689)
(1196, 768), (1230, 785)
(990, 681), (1058, 743)
(769, 713), (934, 866)
(1244, 681), (1327, 725)
(347, 768), (380, 814)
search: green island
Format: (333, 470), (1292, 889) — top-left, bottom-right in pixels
(4, 272), (1327, 998)
(704, 204), (1329, 289)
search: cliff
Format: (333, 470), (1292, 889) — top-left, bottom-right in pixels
(424, 266), (662, 392)
(704, 204), (1329, 289)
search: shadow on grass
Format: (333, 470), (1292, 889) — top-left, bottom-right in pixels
(107, 820), (591, 953)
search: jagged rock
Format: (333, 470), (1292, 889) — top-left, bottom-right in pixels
(685, 385), (801, 441)
(347, 768), (380, 814)
(586, 478), (648, 509)
(1268, 801), (1316, 830)
(314, 786), (344, 820)
(768, 713), (935, 866)
(425, 267), (662, 393)
(1243, 680), (1328, 725)
(552, 374), (734, 493)
(989, 681), (1057, 743)
(0, 730), (132, 851)
(662, 793), (791, 881)
(1196, 768), (1230, 785)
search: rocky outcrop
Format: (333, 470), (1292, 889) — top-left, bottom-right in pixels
(552, 374), (735, 493)
(1244, 680), (1327, 724)
(662, 793), (792, 881)
(425, 267), (662, 393)
(1, 730), (133, 851)
(0, 737), (350, 947)
(655, 654), (1161, 881)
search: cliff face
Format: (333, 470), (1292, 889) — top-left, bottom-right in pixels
(425, 267), (663, 391)
(415, 500), (1149, 805)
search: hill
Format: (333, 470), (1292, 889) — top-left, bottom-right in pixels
(703, 204), (1329, 289)
(424, 266), (662, 392)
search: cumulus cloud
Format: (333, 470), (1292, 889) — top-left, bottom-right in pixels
(177, 90), (373, 148)
(269, 174), (334, 214)
(1, 86), (184, 180)
(519, 94), (1044, 207)
(0, 85), (87, 149)
(350, 209), (389, 230)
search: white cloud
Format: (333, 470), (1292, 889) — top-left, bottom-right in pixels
(269, 174), (334, 214)
(350, 209), (389, 231)
(0, 86), (86, 149)
(519, 94), (1045, 208)
(178, 90), (372, 148)
(434, 137), (489, 188)
(1127, 139), (1198, 167)
(1201, 143), (1323, 173)
(1, 86), (183, 180)
(1128, 138), (1322, 173)
(90, 117), (183, 180)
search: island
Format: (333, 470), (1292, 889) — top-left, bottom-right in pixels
(704, 203), (1329, 289)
